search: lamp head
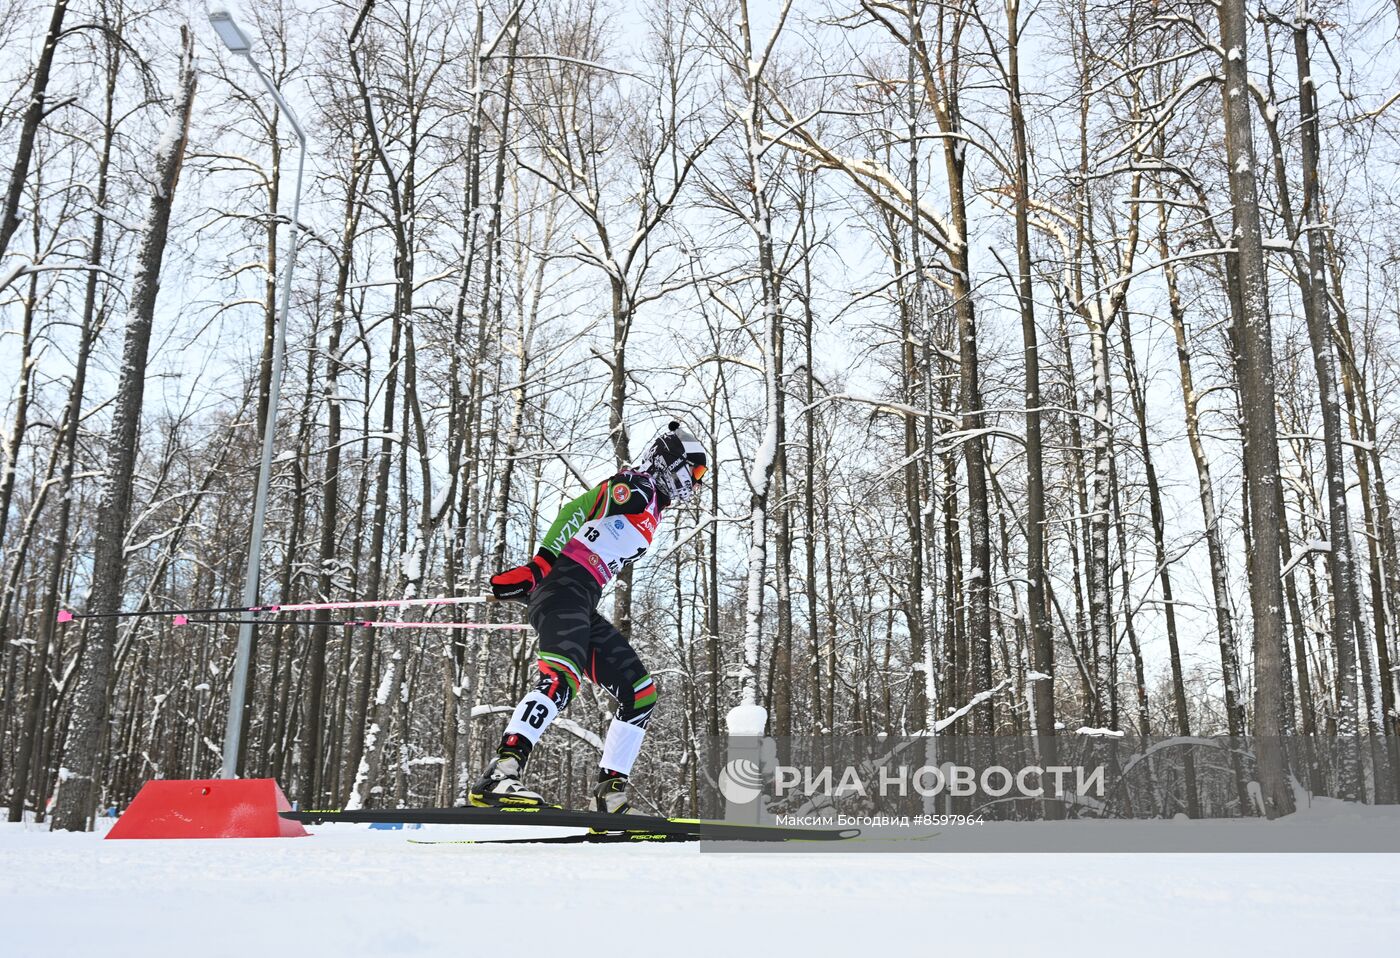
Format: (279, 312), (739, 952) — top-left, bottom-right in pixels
(208, 9), (252, 54)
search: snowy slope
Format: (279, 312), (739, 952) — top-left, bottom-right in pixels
(2, 814), (1397, 956)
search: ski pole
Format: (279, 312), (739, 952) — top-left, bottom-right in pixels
(172, 616), (529, 631)
(57, 593), (500, 624)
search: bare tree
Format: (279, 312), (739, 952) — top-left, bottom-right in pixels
(51, 27), (198, 831)
(1216, 0), (1294, 818)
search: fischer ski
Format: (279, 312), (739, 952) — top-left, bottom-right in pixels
(408, 830), (699, 846)
(408, 828), (942, 846)
(281, 805), (860, 843)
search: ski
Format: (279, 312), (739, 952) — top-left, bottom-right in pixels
(408, 830), (699, 846)
(400, 824), (842, 843)
(407, 828), (940, 846)
(281, 805), (860, 843)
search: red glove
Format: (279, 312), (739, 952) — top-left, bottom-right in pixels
(490, 552), (553, 602)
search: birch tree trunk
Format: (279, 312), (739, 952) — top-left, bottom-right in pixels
(0, 0), (68, 270)
(50, 29), (197, 831)
(300, 147), (365, 806)
(1290, 9), (1371, 799)
(1002, 0), (1055, 807)
(920, 1), (995, 739)
(1155, 195), (1253, 809)
(1216, 0), (1294, 817)
(344, 1), (407, 807)
(735, 0), (792, 710)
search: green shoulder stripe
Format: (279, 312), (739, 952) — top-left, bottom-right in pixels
(540, 481), (607, 556)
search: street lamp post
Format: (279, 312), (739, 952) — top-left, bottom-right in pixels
(209, 9), (308, 779)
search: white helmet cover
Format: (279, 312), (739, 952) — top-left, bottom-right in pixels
(637, 420), (708, 504)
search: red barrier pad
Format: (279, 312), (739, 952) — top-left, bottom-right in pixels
(106, 778), (309, 839)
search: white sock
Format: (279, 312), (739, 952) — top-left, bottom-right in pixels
(599, 719), (647, 776)
(503, 690), (559, 746)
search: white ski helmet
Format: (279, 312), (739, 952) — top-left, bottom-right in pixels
(637, 420), (708, 503)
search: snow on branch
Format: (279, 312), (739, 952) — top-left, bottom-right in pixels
(798, 392), (953, 423)
(932, 678), (1015, 733)
(1281, 540), (1330, 578)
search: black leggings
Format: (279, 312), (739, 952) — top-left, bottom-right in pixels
(525, 557), (657, 728)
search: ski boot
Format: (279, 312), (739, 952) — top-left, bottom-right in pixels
(468, 752), (550, 808)
(591, 773), (631, 815)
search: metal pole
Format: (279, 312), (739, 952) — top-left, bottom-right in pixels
(220, 56), (308, 779)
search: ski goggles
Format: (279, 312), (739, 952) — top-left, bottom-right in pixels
(691, 464), (708, 483)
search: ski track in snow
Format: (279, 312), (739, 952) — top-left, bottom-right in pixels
(2, 820), (1397, 956)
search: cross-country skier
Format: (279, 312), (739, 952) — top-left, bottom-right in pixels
(470, 421), (708, 813)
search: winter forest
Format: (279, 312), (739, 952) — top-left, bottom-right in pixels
(2, 0), (1400, 830)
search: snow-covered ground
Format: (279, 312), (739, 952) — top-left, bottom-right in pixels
(3, 811), (1397, 956)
